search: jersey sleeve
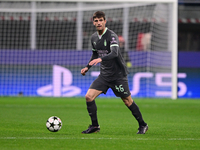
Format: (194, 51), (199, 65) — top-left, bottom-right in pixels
(110, 34), (119, 47)
(86, 50), (98, 69)
(86, 37), (98, 69)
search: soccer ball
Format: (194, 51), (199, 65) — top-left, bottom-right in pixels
(46, 116), (62, 132)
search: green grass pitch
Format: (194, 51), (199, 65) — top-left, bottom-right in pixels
(0, 97), (200, 150)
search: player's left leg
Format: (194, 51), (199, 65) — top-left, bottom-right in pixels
(121, 95), (148, 134)
(110, 77), (148, 134)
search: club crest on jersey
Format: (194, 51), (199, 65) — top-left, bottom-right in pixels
(111, 37), (117, 44)
(104, 39), (107, 46)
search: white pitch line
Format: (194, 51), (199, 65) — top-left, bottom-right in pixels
(0, 137), (200, 141)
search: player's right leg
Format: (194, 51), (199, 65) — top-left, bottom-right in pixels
(82, 89), (102, 134)
(85, 89), (102, 102)
(82, 76), (109, 134)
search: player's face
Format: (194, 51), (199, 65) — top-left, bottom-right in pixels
(93, 17), (106, 34)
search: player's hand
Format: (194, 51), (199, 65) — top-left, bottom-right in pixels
(81, 67), (89, 76)
(89, 58), (102, 66)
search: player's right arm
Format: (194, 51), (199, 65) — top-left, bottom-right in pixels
(81, 67), (89, 76)
(81, 50), (98, 76)
(81, 36), (98, 76)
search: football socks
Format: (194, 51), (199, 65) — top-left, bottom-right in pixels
(128, 101), (147, 127)
(86, 100), (99, 126)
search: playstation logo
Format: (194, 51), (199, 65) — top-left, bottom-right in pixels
(37, 65), (81, 97)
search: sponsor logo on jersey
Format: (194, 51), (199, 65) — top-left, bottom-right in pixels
(111, 37), (117, 44)
(97, 50), (108, 57)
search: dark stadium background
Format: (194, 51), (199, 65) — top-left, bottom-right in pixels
(0, 1), (200, 98)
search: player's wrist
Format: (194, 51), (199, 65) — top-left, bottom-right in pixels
(86, 64), (92, 70)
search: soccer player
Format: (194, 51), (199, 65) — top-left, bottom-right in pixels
(81, 11), (148, 134)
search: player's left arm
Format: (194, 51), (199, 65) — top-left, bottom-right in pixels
(89, 34), (119, 66)
(89, 45), (119, 66)
(101, 45), (119, 61)
(101, 34), (119, 61)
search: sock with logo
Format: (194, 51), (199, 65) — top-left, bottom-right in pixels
(86, 100), (99, 126)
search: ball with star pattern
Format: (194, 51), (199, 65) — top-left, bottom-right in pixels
(46, 116), (62, 132)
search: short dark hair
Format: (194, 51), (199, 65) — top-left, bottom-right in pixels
(93, 11), (106, 20)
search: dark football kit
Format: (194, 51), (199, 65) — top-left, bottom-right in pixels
(86, 28), (131, 97)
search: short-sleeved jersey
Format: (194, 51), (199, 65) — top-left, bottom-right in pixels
(90, 28), (129, 81)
